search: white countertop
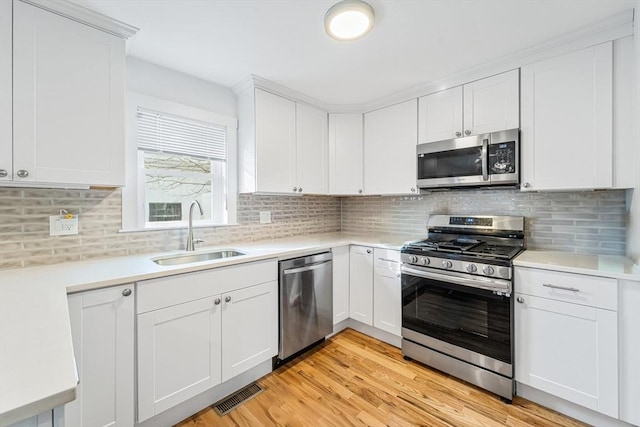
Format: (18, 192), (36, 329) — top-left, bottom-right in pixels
(0, 232), (415, 426)
(514, 250), (640, 280)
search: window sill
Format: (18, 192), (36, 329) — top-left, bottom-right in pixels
(119, 222), (239, 233)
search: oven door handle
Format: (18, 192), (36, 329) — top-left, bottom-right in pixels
(401, 265), (511, 294)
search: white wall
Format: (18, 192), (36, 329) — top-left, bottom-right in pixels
(126, 57), (237, 117)
(627, 0), (640, 265)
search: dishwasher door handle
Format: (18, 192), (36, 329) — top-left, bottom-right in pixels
(283, 260), (331, 275)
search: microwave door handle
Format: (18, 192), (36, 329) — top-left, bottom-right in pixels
(482, 138), (489, 181)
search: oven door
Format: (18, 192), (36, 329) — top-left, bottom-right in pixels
(417, 134), (489, 189)
(401, 265), (512, 376)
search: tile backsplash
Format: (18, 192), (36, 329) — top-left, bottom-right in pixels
(0, 187), (627, 270)
(341, 189), (627, 255)
(0, 188), (340, 270)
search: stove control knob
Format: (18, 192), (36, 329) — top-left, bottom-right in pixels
(409, 255), (418, 263)
(442, 260), (453, 269)
(465, 264), (477, 273)
(483, 266), (495, 275)
(420, 257), (430, 265)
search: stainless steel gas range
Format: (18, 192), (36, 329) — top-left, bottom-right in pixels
(400, 214), (525, 401)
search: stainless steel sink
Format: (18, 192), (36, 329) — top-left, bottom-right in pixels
(152, 250), (246, 266)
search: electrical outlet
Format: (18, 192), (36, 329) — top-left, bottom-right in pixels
(49, 215), (79, 236)
(259, 211), (271, 224)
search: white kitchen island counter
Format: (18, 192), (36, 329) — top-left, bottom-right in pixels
(514, 250), (640, 280)
(0, 232), (416, 426)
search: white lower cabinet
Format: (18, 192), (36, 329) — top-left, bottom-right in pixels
(65, 284), (135, 427)
(135, 260), (277, 422)
(137, 297), (222, 421)
(221, 281), (278, 382)
(515, 267), (618, 418)
(373, 249), (401, 336)
(332, 246), (350, 324)
(349, 246), (401, 337)
(8, 411), (53, 427)
(349, 245), (374, 325)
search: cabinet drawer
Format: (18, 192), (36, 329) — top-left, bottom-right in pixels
(515, 267), (617, 311)
(373, 248), (400, 270)
(137, 259), (277, 314)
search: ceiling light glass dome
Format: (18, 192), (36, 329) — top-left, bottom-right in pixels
(324, 0), (375, 41)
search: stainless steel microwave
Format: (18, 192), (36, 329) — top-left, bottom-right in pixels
(416, 129), (519, 190)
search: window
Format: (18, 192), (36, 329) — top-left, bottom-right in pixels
(122, 94), (237, 231)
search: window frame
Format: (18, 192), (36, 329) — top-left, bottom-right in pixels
(122, 92), (237, 231)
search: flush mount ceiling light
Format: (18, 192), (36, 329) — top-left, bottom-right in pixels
(324, 0), (375, 41)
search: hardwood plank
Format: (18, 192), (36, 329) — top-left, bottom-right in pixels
(176, 329), (589, 427)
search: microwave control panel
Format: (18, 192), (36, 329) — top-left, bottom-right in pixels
(489, 141), (516, 174)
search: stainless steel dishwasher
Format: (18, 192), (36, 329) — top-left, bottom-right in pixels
(277, 251), (333, 363)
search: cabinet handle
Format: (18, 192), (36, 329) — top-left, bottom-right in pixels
(293, 187), (297, 192)
(516, 296), (525, 303)
(214, 298), (221, 305)
(455, 131), (462, 137)
(523, 182), (531, 189)
(395, 272), (401, 278)
(16, 169), (29, 178)
(358, 189), (363, 194)
(366, 249), (372, 254)
(298, 187), (303, 193)
(464, 130), (471, 136)
(410, 187), (415, 192)
(0, 169), (7, 178)
(225, 296), (232, 303)
(543, 283), (579, 292)
(122, 288), (132, 297)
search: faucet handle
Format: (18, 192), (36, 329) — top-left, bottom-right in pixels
(193, 238), (204, 245)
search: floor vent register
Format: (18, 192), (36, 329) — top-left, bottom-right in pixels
(213, 382), (264, 416)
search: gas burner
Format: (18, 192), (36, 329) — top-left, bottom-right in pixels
(401, 214), (525, 278)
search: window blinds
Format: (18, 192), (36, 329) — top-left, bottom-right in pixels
(137, 108), (226, 160)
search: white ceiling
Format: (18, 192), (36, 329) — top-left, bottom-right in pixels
(73, 0), (635, 105)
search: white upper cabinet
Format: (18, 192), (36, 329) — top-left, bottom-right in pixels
(0, 0), (11, 184)
(418, 86), (463, 143)
(296, 102), (328, 194)
(251, 88), (297, 193)
(3, 0), (130, 187)
(520, 42), (613, 191)
(419, 69), (519, 144)
(238, 88), (328, 194)
(364, 99), (418, 195)
(328, 113), (364, 195)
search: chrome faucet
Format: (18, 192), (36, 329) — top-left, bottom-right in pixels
(185, 200), (204, 251)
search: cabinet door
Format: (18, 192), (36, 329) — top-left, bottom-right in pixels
(221, 281), (278, 382)
(373, 249), (401, 336)
(66, 285), (134, 427)
(462, 69), (519, 136)
(328, 113), (364, 195)
(521, 42), (613, 191)
(364, 100), (418, 195)
(254, 88), (296, 193)
(332, 246), (350, 324)
(349, 246), (373, 325)
(418, 86), (463, 143)
(515, 294), (618, 418)
(7, 411), (52, 427)
(13, 1), (125, 186)
(296, 103), (328, 194)
(137, 297), (221, 422)
(0, 0), (11, 182)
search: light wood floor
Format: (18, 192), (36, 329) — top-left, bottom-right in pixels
(176, 328), (587, 427)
